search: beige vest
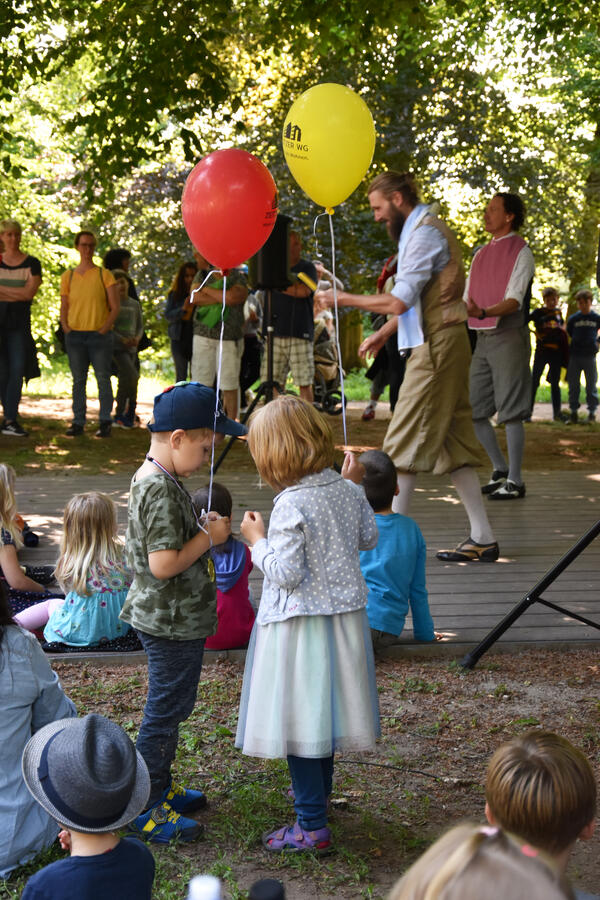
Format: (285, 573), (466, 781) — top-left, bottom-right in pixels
(416, 214), (466, 338)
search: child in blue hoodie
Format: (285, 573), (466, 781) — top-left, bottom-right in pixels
(359, 450), (435, 648)
(191, 483), (255, 650)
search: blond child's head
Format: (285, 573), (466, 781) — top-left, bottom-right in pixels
(388, 823), (573, 900)
(0, 463), (22, 548)
(54, 492), (124, 595)
(485, 731), (596, 857)
(247, 395), (335, 491)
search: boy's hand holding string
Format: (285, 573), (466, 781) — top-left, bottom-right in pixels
(149, 513), (230, 579)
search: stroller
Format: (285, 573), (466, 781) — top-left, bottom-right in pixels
(313, 316), (345, 415)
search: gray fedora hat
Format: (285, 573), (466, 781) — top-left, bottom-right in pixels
(22, 713), (150, 833)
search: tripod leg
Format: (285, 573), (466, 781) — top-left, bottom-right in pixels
(460, 518), (600, 669)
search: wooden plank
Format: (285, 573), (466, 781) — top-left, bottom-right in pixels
(14, 467), (599, 654)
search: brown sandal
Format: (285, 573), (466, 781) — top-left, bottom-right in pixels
(436, 538), (499, 562)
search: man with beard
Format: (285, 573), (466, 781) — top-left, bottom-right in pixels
(318, 171), (498, 562)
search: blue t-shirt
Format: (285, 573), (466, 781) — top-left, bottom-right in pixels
(359, 512), (434, 640)
(567, 310), (600, 356)
(21, 836), (155, 900)
(271, 259), (318, 340)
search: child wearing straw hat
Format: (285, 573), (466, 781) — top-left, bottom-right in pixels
(21, 713), (154, 899)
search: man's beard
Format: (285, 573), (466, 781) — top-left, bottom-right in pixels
(387, 208), (406, 242)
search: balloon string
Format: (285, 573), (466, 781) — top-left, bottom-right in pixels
(208, 273), (228, 514)
(327, 213), (348, 446)
(312, 212), (329, 261)
(189, 268), (220, 299)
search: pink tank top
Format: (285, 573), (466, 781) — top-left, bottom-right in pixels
(468, 234), (526, 330)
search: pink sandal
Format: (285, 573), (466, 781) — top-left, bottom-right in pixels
(262, 821), (333, 855)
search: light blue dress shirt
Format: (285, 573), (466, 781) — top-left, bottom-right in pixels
(391, 204), (451, 310)
(390, 204), (451, 349)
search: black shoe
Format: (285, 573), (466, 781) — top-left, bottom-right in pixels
(569, 411), (578, 424)
(95, 422), (112, 438)
(588, 412), (596, 423)
(65, 423), (84, 436)
(481, 470), (508, 494)
(2, 420), (28, 436)
(436, 537), (500, 562)
(553, 412), (569, 423)
(488, 479), (526, 500)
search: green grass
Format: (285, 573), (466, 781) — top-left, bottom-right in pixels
(31, 356), (379, 404)
(1, 664), (432, 899)
(24, 354), (591, 411)
(29, 357), (174, 401)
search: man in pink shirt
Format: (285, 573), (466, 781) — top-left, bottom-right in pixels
(465, 193), (534, 501)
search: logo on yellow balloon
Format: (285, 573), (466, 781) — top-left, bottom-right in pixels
(283, 121), (310, 158)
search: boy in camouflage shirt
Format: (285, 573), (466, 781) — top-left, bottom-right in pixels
(121, 381), (246, 843)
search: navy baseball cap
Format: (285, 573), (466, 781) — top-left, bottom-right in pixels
(148, 382), (247, 437)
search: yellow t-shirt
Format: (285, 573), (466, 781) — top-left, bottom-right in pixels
(60, 266), (116, 331)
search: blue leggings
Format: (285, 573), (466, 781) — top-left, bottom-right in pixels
(287, 754), (334, 830)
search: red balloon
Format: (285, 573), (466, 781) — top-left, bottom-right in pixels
(181, 149), (278, 270)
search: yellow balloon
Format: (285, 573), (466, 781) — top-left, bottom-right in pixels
(282, 83), (376, 209)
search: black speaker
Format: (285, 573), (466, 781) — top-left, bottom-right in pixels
(248, 213), (292, 290)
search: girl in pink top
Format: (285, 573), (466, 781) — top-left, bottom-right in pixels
(191, 483), (254, 650)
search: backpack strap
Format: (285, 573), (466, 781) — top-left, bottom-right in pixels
(97, 265), (108, 306)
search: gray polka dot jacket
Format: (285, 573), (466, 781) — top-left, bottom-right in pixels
(252, 468), (378, 625)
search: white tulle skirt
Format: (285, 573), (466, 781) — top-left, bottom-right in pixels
(235, 608), (380, 759)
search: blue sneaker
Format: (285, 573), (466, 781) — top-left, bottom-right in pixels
(162, 781), (207, 814)
(128, 800), (203, 844)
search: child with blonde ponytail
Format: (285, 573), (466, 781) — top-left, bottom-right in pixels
(15, 492), (132, 647)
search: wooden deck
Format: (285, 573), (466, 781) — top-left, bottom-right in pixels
(15, 466), (600, 663)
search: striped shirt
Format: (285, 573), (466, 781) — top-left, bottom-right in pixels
(0, 255), (41, 328)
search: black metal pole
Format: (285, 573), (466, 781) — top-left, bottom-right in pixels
(212, 289), (280, 473)
(460, 519), (600, 669)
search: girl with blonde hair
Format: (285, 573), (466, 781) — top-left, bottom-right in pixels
(388, 823), (574, 900)
(15, 492), (132, 647)
(236, 395), (379, 854)
(0, 463), (53, 614)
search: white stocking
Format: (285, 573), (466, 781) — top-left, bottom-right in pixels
(391, 472), (417, 515)
(451, 466), (495, 544)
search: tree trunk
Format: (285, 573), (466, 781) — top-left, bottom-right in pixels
(567, 121), (600, 315)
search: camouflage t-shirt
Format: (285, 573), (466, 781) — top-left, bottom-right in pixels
(120, 472), (217, 640)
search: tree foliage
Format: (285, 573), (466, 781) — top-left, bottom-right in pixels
(1, 0), (599, 357)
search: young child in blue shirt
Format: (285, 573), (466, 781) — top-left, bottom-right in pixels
(359, 450), (435, 647)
